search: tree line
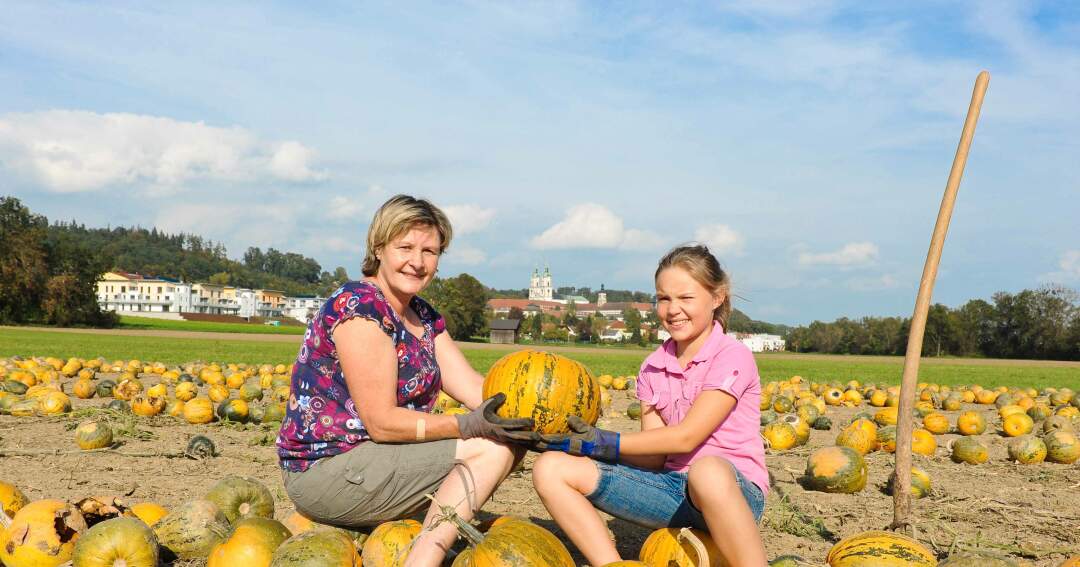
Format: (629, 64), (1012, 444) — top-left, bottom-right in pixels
(0, 196), (352, 326)
(785, 285), (1080, 360)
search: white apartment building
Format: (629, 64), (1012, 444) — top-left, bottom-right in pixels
(728, 332), (787, 353)
(284, 296), (326, 323)
(97, 272), (289, 318)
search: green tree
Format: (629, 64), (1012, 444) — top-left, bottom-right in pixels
(422, 273), (489, 340)
(0, 197), (49, 323)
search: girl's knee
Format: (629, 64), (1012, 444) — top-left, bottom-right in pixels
(531, 452), (568, 486)
(533, 452), (596, 493)
(688, 457), (738, 499)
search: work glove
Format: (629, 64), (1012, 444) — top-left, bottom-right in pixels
(532, 415), (620, 463)
(455, 393), (536, 445)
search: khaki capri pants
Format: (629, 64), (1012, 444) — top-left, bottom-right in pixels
(283, 439), (457, 528)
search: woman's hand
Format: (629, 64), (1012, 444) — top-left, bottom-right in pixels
(455, 393), (536, 444)
(533, 416), (620, 463)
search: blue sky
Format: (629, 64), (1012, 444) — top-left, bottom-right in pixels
(2, 1), (1078, 325)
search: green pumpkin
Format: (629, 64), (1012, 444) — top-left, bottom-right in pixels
(97, 379), (118, 398)
(205, 476), (275, 523)
(803, 446), (867, 493)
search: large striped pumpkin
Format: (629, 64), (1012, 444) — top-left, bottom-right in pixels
(482, 350), (600, 434)
(270, 530), (360, 567)
(804, 446), (867, 494)
(826, 530), (936, 566)
(451, 515), (574, 567)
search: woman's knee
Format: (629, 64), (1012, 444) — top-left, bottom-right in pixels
(687, 457), (739, 502)
(455, 437), (516, 469)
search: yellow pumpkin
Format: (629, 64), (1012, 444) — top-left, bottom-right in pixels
(762, 422), (798, 451)
(956, 411), (986, 435)
(826, 530), (936, 566)
(1002, 413), (1034, 437)
(175, 382), (198, 402)
(639, 527), (722, 567)
(71, 516), (159, 567)
(922, 413), (950, 435)
(125, 503), (169, 526)
(208, 384), (230, 403)
(874, 407), (898, 426)
(361, 519), (422, 566)
(38, 391), (72, 415)
(1044, 430), (1080, 464)
(0, 480), (28, 519)
(147, 383), (168, 399)
(911, 428), (937, 456)
(0, 499), (88, 567)
(208, 517), (292, 567)
(481, 350), (601, 434)
(951, 437), (989, 464)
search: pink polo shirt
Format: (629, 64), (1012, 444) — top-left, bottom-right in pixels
(636, 321), (768, 496)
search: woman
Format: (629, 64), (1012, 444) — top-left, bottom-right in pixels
(278, 195), (532, 566)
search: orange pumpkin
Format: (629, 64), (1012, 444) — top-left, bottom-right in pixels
(131, 395), (166, 417)
(361, 519), (422, 566)
(481, 350), (600, 434)
(0, 499), (88, 566)
(762, 422), (798, 451)
(207, 517), (291, 567)
(73, 378), (97, 400)
(638, 527), (722, 567)
(125, 502), (169, 526)
(183, 398), (215, 424)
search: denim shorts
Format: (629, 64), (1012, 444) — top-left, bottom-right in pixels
(586, 461), (765, 530)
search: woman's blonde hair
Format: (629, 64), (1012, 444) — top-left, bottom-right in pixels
(654, 244), (732, 329)
(361, 195), (453, 277)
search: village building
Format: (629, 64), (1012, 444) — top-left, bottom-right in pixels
(97, 271), (306, 321)
(489, 318), (521, 344)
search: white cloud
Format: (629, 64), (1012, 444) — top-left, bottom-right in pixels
(693, 224), (744, 257)
(444, 244), (487, 266)
(326, 196), (364, 220)
(0, 110), (325, 193)
(1040, 250), (1080, 283)
(846, 274), (901, 291)
(320, 236), (364, 254)
(530, 203), (663, 251)
(444, 204), (496, 235)
(799, 242), (879, 267)
(270, 141), (327, 182)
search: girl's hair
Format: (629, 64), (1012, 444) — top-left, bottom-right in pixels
(361, 195), (453, 277)
(654, 244), (732, 329)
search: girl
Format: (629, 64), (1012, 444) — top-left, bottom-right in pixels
(531, 244), (767, 567)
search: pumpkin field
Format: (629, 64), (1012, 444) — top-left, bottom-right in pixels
(1, 331), (1079, 566)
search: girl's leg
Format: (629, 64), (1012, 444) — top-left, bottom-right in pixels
(406, 439), (521, 567)
(532, 452), (621, 567)
(686, 456), (767, 567)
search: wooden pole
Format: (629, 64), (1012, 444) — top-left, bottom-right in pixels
(891, 71), (989, 531)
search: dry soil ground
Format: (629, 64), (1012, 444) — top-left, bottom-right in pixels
(2, 371), (1079, 566)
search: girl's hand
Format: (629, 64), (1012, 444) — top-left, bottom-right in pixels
(455, 393), (536, 444)
(534, 416), (620, 463)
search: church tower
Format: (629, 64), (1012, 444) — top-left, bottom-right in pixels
(529, 265), (554, 301)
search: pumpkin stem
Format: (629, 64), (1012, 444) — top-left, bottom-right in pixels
(677, 527), (711, 566)
(422, 494), (485, 547)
